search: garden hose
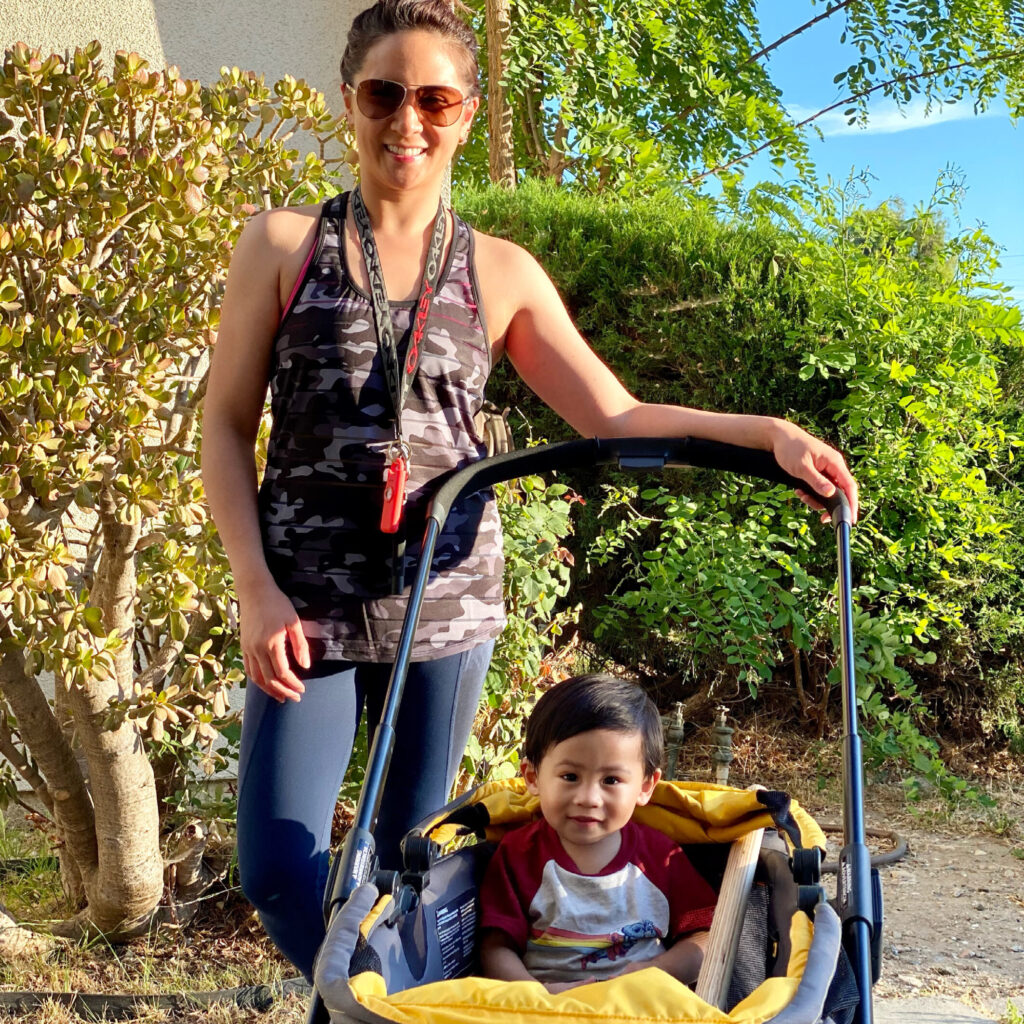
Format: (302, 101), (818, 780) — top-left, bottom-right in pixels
(816, 822), (908, 873)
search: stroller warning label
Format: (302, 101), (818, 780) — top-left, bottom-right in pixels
(436, 892), (477, 979)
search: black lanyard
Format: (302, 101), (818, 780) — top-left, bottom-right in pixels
(349, 186), (448, 591)
(350, 185), (447, 439)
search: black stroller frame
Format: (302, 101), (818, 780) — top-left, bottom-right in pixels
(306, 437), (882, 1024)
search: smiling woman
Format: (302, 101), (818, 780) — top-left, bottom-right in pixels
(199, 0), (859, 983)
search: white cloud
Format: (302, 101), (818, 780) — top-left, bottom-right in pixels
(788, 98), (1002, 137)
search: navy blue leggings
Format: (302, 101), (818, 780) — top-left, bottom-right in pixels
(235, 641), (493, 979)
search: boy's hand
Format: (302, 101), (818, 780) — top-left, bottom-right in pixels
(544, 980), (587, 994)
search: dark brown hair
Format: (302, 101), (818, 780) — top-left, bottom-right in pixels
(523, 674), (665, 778)
(340, 0), (480, 93)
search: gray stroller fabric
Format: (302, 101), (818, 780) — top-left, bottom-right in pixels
(764, 901), (842, 1024)
(314, 883), (393, 1024)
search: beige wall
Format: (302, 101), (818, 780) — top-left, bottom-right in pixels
(1, 0), (369, 119)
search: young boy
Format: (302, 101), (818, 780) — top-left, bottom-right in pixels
(479, 674), (716, 994)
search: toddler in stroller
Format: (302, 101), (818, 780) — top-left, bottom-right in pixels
(479, 673), (715, 992)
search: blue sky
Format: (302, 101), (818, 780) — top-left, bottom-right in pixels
(749, 4), (1023, 307)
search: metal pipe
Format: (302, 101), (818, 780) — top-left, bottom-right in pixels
(711, 706), (734, 786)
(661, 702), (685, 780)
(327, 518), (441, 913)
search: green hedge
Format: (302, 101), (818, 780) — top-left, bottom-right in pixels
(456, 179), (1024, 776)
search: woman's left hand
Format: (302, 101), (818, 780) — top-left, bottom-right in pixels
(768, 419), (859, 524)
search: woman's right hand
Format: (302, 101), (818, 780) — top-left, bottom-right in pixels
(238, 579), (311, 703)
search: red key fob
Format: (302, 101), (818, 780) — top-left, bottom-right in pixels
(381, 456), (408, 534)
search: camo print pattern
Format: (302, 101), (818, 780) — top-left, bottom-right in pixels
(257, 193), (505, 662)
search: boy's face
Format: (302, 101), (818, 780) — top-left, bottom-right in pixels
(522, 728), (660, 857)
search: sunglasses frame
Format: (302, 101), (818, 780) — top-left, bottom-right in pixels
(352, 78), (472, 127)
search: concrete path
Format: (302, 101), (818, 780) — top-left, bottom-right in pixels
(874, 993), (1020, 1022)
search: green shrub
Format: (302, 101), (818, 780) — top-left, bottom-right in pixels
(455, 179), (1024, 779)
(0, 40), (346, 930)
(460, 469), (580, 789)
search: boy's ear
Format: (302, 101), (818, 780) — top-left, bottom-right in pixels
(635, 768), (662, 806)
(521, 759), (540, 795)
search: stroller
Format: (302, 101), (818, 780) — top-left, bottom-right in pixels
(306, 438), (883, 1024)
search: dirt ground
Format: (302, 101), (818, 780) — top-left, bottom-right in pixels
(810, 811), (1024, 1014)
(875, 827), (1024, 1012)
(763, 761), (1024, 1017)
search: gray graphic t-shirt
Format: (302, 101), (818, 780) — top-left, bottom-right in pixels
(257, 193), (505, 662)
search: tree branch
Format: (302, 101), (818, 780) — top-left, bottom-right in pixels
(0, 713), (55, 815)
(523, 85), (546, 164)
(135, 637), (186, 692)
(745, 0), (858, 67)
(687, 47), (1024, 185)
(87, 200), (156, 271)
(0, 616), (99, 883)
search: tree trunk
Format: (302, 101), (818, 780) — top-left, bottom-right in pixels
(54, 495), (164, 937)
(485, 0), (516, 187)
(0, 628), (98, 897)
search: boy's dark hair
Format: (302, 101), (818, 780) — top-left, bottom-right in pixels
(341, 0), (480, 92)
(523, 674), (664, 778)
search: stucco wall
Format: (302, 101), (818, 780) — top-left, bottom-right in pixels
(1, 0), (368, 120)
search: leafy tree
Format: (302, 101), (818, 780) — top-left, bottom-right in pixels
(0, 41), (343, 939)
(467, 0), (1024, 192)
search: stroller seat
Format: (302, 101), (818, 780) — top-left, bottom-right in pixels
(313, 779), (853, 1024)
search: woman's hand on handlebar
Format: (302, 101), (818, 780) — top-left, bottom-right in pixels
(768, 419), (859, 524)
(238, 580), (311, 703)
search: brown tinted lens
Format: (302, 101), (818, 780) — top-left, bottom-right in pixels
(413, 86), (465, 126)
(356, 79), (406, 119)
(355, 79), (465, 126)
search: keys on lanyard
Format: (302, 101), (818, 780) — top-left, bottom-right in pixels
(380, 442), (410, 534)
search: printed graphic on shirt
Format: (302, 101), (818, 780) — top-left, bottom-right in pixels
(524, 860), (669, 981)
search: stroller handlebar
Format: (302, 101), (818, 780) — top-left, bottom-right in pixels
(427, 436), (852, 530)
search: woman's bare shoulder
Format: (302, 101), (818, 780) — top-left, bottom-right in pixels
(468, 226), (571, 354)
(238, 203), (322, 256)
(470, 227), (537, 270)
(470, 228), (550, 300)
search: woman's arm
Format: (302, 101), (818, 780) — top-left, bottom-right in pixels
(201, 209), (317, 701)
(475, 235), (858, 521)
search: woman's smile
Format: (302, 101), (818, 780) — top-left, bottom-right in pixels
(384, 143), (428, 161)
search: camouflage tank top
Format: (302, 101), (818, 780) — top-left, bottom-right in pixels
(257, 193), (505, 662)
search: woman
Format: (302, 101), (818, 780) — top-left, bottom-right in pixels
(201, 0), (858, 979)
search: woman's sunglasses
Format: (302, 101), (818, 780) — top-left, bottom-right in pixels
(353, 79), (470, 127)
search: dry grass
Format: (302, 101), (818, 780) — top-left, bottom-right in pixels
(0, 994), (309, 1024)
(669, 716), (1024, 843)
(0, 851), (303, 1024)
